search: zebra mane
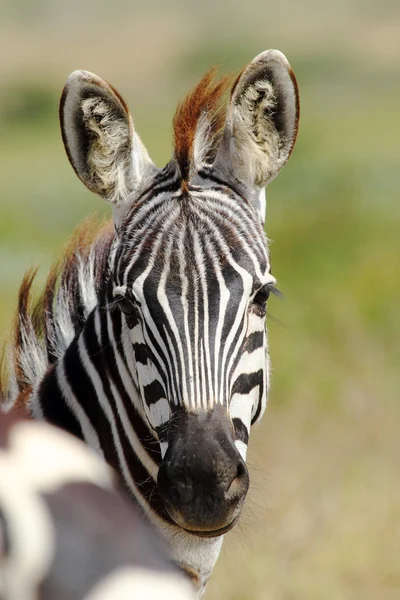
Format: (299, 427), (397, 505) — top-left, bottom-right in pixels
(173, 68), (233, 183)
(0, 217), (114, 410)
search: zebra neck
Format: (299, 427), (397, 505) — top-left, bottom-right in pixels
(32, 305), (225, 590)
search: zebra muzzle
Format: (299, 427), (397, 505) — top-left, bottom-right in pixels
(157, 407), (249, 536)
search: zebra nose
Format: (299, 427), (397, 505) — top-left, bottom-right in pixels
(157, 409), (249, 534)
(225, 459), (248, 500)
(158, 452), (249, 534)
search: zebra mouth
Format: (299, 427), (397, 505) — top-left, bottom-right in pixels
(162, 495), (243, 538)
(180, 515), (240, 538)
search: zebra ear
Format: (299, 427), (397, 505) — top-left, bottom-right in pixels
(60, 70), (155, 207)
(215, 50), (299, 215)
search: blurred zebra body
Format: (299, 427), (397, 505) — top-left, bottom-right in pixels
(0, 412), (195, 600)
(0, 50), (299, 594)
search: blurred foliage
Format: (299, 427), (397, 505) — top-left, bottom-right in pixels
(0, 83), (57, 130)
(0, 2), (399, 599)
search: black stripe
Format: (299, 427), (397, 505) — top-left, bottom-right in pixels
(133, 342), (151, 365)
(251, 372), (265, 425)
(197, 168), (249, 205)
(232, 417), (249, 445)
(231, 369), (263, 397)
(80, 311), (120, 466)
(245, 330), (265, 353)
(38, 363), (84, 442)
(128, 168), (180, 207)
(142, 380), (165, 407)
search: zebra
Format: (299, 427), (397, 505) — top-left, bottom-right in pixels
(0, 49), (299, 594)
(0, 411), (195, 600)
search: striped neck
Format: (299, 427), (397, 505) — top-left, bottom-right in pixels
(31, 293), (223, 593)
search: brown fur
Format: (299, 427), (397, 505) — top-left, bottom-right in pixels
(288, 67), (300, 159)
(0, 217), (114, 410)
(173, 68), (233, 181)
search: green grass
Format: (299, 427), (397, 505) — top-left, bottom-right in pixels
(0, 13), (399, 598)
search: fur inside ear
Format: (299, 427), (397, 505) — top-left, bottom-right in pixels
(60, 70), (153, 206)
(216, 50), (299, 190)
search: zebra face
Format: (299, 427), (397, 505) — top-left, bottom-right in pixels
(110, 193), (275, 533)
(60, 50), (299, 534)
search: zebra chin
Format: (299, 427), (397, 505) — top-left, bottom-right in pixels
(162, 498), (245, 538)
(157, 407), (250, 536)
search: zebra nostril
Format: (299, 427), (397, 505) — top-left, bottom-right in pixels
(225, 461), (248, 499)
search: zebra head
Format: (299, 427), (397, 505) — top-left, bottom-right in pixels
(60, 51), (299, 537)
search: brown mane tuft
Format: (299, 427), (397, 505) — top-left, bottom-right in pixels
(0, 216), (114, 410)
(173, 68), (233, 181)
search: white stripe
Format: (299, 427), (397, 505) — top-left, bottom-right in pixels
(192, 258), (201, 410)
(235, 440), (248, 461)
(192, 229), (213, 408)
(178, 223), (195, 408)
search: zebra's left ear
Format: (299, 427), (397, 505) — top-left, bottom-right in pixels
(60, 70), (155, 209)
(214, 50), (299, 220)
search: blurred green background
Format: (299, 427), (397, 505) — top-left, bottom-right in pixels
(0, 1), (399, 598)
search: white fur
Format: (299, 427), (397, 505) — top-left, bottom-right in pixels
(214, 49), (298, 191)
(52, 282), (76, 354)
(258, 186), (267, 223)
(18, 319), (47, 389)
(232, 78), (281, 186)
(192, 114), (213, 169)
(83, 567), (195, 600)
(0, 455), (55, 600)
(78, 247), (98, 315)
(148, 398), (171, 430)
(162, 531), (223, 596)
(235, 440), (248, 461)
(81, 96), (134, 205)
(1, 348), (19, 412)
(8, 421), (113, 492)
(0, 421), (114, 600)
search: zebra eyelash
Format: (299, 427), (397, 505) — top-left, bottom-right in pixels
(268, 284), (283, 299)
(253, 283), (282, 306)
(110, 290), (140, 317)
(114, 295), (138, 316)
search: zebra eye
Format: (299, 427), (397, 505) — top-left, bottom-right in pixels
(115, 295), (136, 316)
(253, 285), (270, 306)
(253, 283), (280, 306)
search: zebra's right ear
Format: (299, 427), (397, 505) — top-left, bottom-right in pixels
(60, 70), (155, 208)
(214, 50), (299, 219)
